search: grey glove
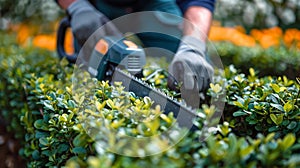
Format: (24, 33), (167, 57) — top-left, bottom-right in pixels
(67, 0), (120, 46)
(168, 36), (214, 92)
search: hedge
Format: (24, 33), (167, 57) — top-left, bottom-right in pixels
(1, 32), (300, 167)
(212, 42), (300, 78)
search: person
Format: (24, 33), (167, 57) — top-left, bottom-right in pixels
(56, 0), (214, 95)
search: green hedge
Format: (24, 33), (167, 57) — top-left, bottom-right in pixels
(1, 32), (300, 167)
(212, 42), (300, 78)
(220, 66), (300, 138)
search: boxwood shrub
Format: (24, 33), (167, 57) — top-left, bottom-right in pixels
(1, 32), (300, 167)
(212, 42), (300, 78)
(219, 65), (300, 139)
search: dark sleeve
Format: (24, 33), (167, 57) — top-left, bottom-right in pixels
(53, 0), (96, 8)
(176, 0), (216, 14)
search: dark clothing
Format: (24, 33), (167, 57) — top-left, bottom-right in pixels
(93, 0), (184, 54)
(89, 0), (215, 13)
(176, 0), (215, 13)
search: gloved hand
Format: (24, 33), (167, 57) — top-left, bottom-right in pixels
(67, 0), (120, 46)
(168, 36), (214, 92)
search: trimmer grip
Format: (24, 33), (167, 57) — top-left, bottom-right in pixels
(56, 17), (77, 63)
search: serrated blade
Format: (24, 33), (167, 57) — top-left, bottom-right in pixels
(112, 68), (198, 130)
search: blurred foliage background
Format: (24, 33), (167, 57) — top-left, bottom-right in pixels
(1, 0), (300, 30)
(0, 0), (62, 25)
(215, 0), (300, 30)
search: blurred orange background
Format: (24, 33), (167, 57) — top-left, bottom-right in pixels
(10, 20), (300, 52)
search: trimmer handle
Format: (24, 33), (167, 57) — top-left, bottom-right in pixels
(56, 17), (77, 63)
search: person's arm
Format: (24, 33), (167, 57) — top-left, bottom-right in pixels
(177, 0), (215, 41)
(183, 6), (212, 42)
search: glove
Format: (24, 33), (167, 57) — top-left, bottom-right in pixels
(168, 36), (214, 92)
(67, 0), (120, 46)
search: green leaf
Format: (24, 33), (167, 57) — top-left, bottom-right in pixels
(271, 84), (280, 93)
(282, 120), (290, 126)
(34, 119), (44, 129)
(268, 126), (280, 132)
(144, 118), (160, 134)
(270, 114), (278, 125)
(284, 101), (294, 113)
(39, 137), (49, 146)
(256, 87), (263, 97)
(233, 111), (248, 117)
(283, 76), (293, 86)
(73, 94), (84, 105)
(66, 87), (72, 94)
(106, 99), (115, 109)
(45, 162), (54, 167)
(32, 150), (40, 160)
(34, 119), (48, 130)
(41, 150), (51, 157)
(287, 121), (297, 130)
(143, 96), (152, 105)
(240, 146), (254, 158)
(277, 114), (284, 125)
(59, 114), (68, 122)
(270, 114), (283, 125)
(35, 131), (49, 139)
(265, 133), (275, 142)
(269, 94), (279, 104)
(249, 68), (255, 77)
(68, 100), (77, 108)
(219, 122), (231, 136)
(72, 147), (87, 154)
(233, 101), (244, 108)
(282, 134), (296, 150)
(57, 144), (69, 154)
(25, 133), (35, 142)
(210, 83), (222, 93)
(96, 101), (106, 112)
(270, 103), (284, 112)
(228, 133), (237, 147)
(43, 102), (55, 111)
(73, 134), (88, 147)
(248, 119), (257, 125)
(268, 141), (278, 150)
(296, 77), (300, 85)
(288, 110), (300, 119)
(227, 134), (238, 157)
(48, 92), (56, 100)
(67, 112), (74, 122)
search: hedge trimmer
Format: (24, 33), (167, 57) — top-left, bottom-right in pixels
(57, 17), (199, 130)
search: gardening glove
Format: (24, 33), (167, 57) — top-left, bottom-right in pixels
(67, 0), (121, 46)
(168, 36), (214, 93)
